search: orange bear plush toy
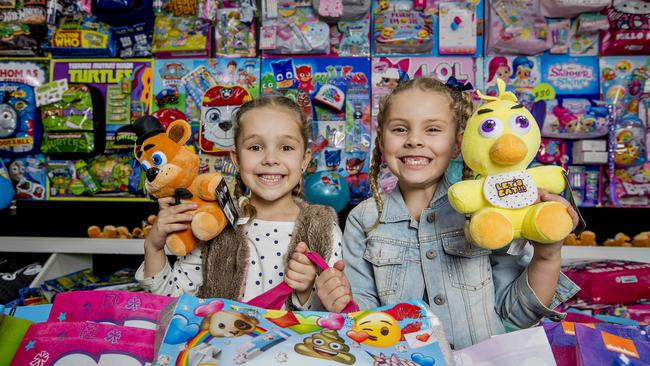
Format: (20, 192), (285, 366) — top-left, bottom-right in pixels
(132, 116), (228, 256)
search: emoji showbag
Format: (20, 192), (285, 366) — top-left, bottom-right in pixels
(155, 295), (454, 365)
(10, 322), (155, 366)
(448, 78), (574, 250)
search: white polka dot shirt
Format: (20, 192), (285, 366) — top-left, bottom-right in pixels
(135, 219), (343, 310)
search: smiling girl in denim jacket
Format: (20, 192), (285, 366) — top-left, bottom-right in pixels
(324, 78), (580, 349)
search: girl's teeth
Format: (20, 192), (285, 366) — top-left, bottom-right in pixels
(259, 175), (282, 182)
(403, 158), (429, 165)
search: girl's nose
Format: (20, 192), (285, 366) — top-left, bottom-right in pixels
(404, 134), (424, 148)
(262, 151), (279, 165)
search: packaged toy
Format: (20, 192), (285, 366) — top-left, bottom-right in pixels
(437, 1), (477, 55)
(540, 0), (610, 18)
(333, 19), (370, 56)
(484, 55), (539, 110)
(260, 7), (331, 54)
(537, 55), (609, 139)
(601, 0), (650, 55)
(0, 159), (14, 209)
(215, 5), (257, 57)
(200, 85), (252, 153)
(112, 23), (152, 58)
(448, 79), (573, 250)
(575, 323), (650, 365)
(0, 23), (46, 56)
(154, 0), (199, 16)
(11, 322), (155, 366)
(567, 165), (602, 207)
(372, 0), (433, 55)
(4, 155), (47, 199)
(47, 15), (117, 57)
(312, 0), (370, 23)
(51, 59), (154, 150)
(152, 15), (211, 58)
(564, 260), (650, 304)
(261, 57), (371, 205)
(568, 18), (599, 56)
(0, 81), (40, 157)
(485, 0), (551, 55)
(48, 290), (174, 329)
(40, 84), (105, 157)
(129, 116), (229, 256)
(156, 295), (454, 365)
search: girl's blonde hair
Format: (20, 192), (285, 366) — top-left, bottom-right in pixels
(232, 95), (311, 219)
(369, 77), (474, 225)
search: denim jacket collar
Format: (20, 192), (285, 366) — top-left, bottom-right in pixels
(380, 175), (452, 223)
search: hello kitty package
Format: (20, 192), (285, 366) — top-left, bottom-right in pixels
(601, 0), (650, 55)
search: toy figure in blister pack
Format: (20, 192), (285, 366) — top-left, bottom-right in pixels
(346, 90), (371, 152)
(372, 0), (433, 55)
(112, 23), (152, 58)
(344, 152), (369, 203)
(536, 138), (568, 169)
(614, 115), (647, 167)
(216, 7), (256, 57)
(0, 82), (39, 157)
(182, 65), (218, 110)
(200, 85), (252, 152)
(5, 155), (46, 199)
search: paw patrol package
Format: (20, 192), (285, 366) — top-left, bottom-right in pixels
(151, 58), (261, 148)
(156, 295), (453, 366)
(537, 55), (609, 139)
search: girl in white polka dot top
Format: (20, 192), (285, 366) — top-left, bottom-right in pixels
(136, 95), (350, 312)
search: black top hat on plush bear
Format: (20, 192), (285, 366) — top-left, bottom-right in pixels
(114, 115), (166, 146)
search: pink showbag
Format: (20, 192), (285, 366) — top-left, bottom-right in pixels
(10, 322), (155, 366)
(48, 290), (175, 330)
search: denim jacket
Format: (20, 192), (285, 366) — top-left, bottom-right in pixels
(343, 175), (580, 349)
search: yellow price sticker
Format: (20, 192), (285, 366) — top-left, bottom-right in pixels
(532, 83), (556, 102)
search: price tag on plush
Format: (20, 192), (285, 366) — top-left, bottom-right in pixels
(156, 296), (455, 365)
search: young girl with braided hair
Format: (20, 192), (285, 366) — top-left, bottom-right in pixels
(136, 95), (348, 311)
(321, 77), (580, 348)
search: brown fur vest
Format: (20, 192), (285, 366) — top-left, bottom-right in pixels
(197, 200), (337, 306)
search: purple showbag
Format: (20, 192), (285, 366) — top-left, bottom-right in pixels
(575, 323), (650, 365)
(246, 251), (359, 312)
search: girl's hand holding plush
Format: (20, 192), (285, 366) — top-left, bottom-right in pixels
(315, 260), (353, 313)
(285, 242), (318, 305)
(145, 197), (197, 253)
(531, 190), (580, 260)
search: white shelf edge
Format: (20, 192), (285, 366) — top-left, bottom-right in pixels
(0, 236), (147, 255)
(562, 246), (650, 264)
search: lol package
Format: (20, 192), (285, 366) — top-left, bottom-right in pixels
(131, 116), (228, 256)
(448, 79), (573, 250)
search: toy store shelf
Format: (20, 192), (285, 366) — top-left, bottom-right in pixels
(562, 246), (650, 264)
(0, 237), (156, 255)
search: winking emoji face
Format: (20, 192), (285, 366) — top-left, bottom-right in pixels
(347, 312), (401, 348)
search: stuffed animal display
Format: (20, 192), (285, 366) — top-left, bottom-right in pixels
(131, 116), (228, 256)
(448, 79), (573, 250)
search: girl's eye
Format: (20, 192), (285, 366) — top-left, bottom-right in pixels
(151, 152), (167, 166)
(248, 145), (261, 151)
(478, 117), (504, 138)
(392, 127), (407, 133)
(282, 145), (295, 151)
(509, 115), (531, 135)
(426, 127), (442, 133)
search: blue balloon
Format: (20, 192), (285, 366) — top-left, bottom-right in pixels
(0, 176), (14, 210)
(304, 171), (350, 212)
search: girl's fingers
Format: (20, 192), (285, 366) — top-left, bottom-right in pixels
(288, 259), (316, 275)
(158, 197), (176, 209)
(161, 223), (190, 234)
(159, 213), (194, 225)
(292, 252), (313, 265)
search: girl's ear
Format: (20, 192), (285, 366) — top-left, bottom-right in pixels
(453, 129), (464, 158)
(302, 148), (313, 172)
(230, 150), (240, 170)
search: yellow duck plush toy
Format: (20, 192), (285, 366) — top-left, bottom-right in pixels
(448, 79), (573, 250)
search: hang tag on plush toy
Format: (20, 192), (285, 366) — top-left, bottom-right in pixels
(483, 171), (538, 209)
(314, 84), (346, 111)
(215, 179), (239, 227)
